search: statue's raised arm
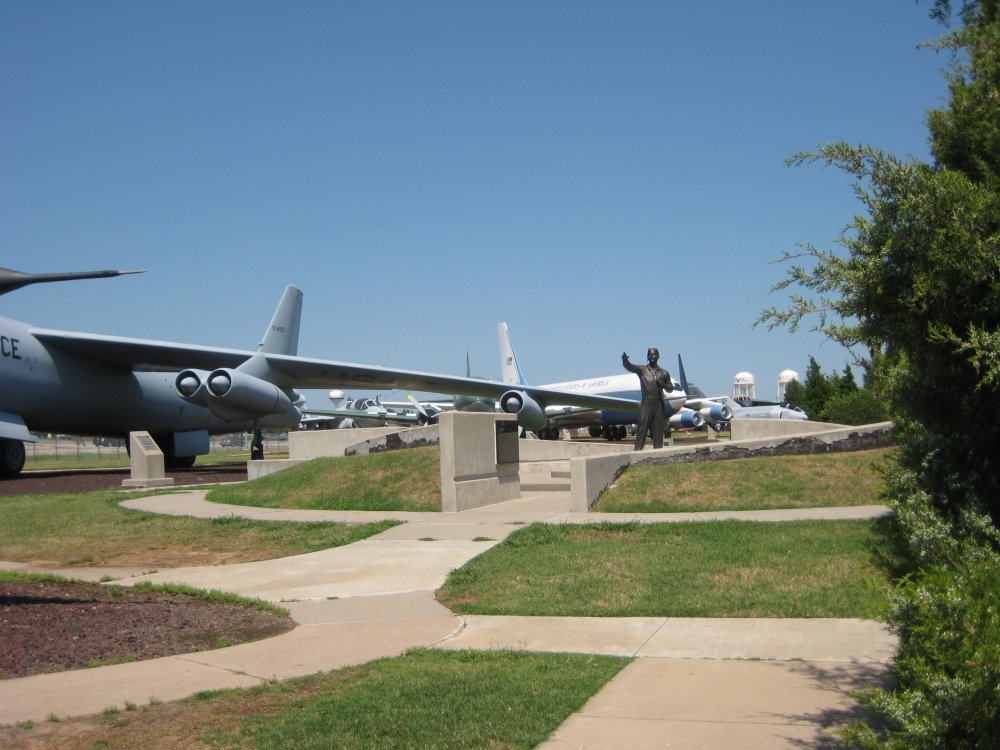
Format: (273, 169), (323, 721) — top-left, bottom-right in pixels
(622, 352), (640, 374)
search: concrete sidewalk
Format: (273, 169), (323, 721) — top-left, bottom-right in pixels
(121, 489), (893, 526)
(540, 658), (892, 749)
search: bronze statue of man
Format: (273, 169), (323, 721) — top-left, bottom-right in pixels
(622, 347), (675, 451)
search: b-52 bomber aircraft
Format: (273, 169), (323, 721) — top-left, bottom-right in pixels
(0, 267), (641, 477)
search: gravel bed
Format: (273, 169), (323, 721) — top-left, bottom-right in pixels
(0, 464), (247, 496)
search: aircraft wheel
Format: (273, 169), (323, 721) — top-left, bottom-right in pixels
(0, 439), (26, 477)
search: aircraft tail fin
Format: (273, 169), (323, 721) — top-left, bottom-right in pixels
(466, 352), (471, 378)
(258, 285), (303, 356)
(498, 322), (527, 385)
(678, 354), (690, 394)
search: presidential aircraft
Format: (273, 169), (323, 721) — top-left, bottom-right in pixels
(0, 268), (640, 477)
(496, 322), (708, 441)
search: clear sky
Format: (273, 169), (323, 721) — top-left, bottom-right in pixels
(1, 1), (947, 405)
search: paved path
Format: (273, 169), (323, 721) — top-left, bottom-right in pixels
(1, 488), (897, 745)
(121, 488), (893, 526)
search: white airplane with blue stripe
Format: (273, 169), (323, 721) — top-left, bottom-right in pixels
(498, 323), (714, 441)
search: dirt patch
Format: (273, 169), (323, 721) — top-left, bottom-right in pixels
(0, 580), (293, 680)
(0, 464), (247, 497)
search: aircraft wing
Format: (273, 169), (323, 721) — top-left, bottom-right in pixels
(30, 327), (639, 415)
(263, 354), (641, 414)
(32, 328), (252, 371)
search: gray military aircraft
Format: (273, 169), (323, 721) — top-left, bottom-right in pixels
(0, 267), (641, 476)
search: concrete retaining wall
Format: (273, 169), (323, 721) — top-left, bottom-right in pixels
(246, 458), (310, 480)
(288, 427), (402, 460)
(570, 421), (895, 512)
(729, 419), (847, 442)
(344, 425), (439, 456)
(570, 453), (632, 512)
(518, 438), (633, 462)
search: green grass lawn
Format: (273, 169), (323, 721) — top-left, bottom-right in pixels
(45, 649), (628, 749)
(0, 489), (397, 568)
(593, 448), (892, 513)
(207, 447), (442, 512)
(438, 520), (900, 619)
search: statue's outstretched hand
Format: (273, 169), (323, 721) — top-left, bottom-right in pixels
(622, 351), (629, 362)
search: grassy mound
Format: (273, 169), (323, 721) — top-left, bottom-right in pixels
(438, 519), (901, 618)
(207, 446), (441, 512)
(593, 447), (892, 513)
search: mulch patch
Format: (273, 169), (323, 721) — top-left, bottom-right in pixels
(0, 580), (294, 679)
(0, 464), (248, 497)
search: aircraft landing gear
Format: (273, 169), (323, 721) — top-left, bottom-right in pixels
(588, 426), (603, 439)
(0, 439), (26, 477)
(251, 419), (264, 460)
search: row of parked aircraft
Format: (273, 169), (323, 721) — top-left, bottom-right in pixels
(300, 322), (808, 440)
(0, 267), (807, 476)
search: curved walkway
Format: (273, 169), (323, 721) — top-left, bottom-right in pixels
(1, 488), (897, 746)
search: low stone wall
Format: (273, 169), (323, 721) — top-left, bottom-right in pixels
(518, 438), (633, 462)
(633, 422), (894, 467)
(729, 418), (847, 442)
(246, 458), (310, 480)
(344, 425), (439, 456)
(288, 427), (402, 460)
(570, 422), (895, 511)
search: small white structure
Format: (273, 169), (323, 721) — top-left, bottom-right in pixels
(122, 431), (175, 488)
(777, 369), (799, 403)
(733, 372), (756, 400)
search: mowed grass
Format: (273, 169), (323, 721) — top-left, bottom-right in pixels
(438, 520), (899, 618)
(0, 490), (397, 567)
(34, 649), (628, 750)
(207, 447), (442, 512)
(593, 448), (893, 513)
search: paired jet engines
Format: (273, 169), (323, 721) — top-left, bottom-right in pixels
(696, 403), (732, 424)
(175, 368), (293, 422)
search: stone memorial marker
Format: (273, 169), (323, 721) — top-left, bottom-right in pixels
(122, 431), (175, 488)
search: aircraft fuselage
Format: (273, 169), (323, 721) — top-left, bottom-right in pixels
(0, 315), (299, 438)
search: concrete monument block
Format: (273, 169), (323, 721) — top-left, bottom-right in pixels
(122, 431), (175, 488)
(439, 412), (520, 512)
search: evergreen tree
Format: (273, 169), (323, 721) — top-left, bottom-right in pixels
(783, 378), (807, 408)
(757, 2), (1000, 745)
(801, 356), (832, 420)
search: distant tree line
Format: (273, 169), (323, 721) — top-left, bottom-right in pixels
(782, 357), (888, 425)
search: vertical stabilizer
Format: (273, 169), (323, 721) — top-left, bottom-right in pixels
(466, 352), (471, 378)
(677, 354), (690, 395)
(259, 285), (303, 356)
(498, 322), (527, 385)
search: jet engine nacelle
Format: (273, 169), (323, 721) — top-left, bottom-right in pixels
(698, 404), (732, 423)
(499, 390), (546, 431)
(175, 368), (293, 422)
(670, 409), (705, 429)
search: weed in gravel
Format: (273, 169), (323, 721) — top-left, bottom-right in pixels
(98, 575), (113, 583)
(217, 636), (232, 648)
(46, 713), (59, 722)
(148, 697), (160, 706)
(108, 586), (123, 597)
(102, 707), (119, 716)
(17, 720), (34, 730)
(124, 702), (136, 711)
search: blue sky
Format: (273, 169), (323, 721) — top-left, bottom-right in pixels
(1, 1), (947, 404)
